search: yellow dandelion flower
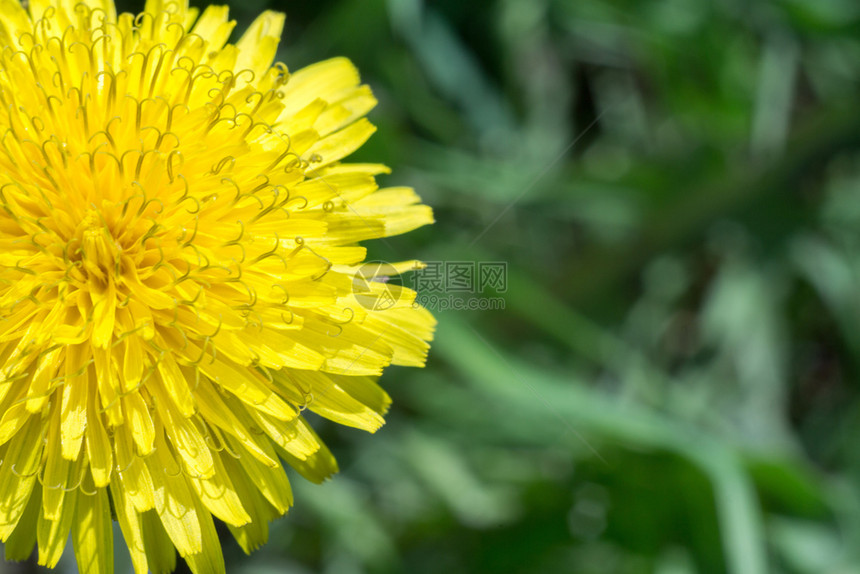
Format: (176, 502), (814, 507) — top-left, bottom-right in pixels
(0, 0), (434, 571)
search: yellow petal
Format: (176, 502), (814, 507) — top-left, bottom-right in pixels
(364, 306), (435, 367)
(191, 5), (235, 53)
(26, 346), (62, 413)
(111, 481), (150, 574)
(0, 402), (33, 448)
(0, 416), (42, 538)
(234, 10), (285, 80)
(36, 487), (78, 568)
(123, 392), (155, 457)
(182, 503), (225, 574)
(293, 370), (386, 432)
(328, 375), (391, 416)
(247, 408), (319, 460)
(224, 464), (276, 554)
(72, 480), (114, 574)
(194, 378), (279, 466)
(3, 484), (39, 560)
(86, 379), (114, 488)
(121, 337), (145, 391)
(114, 424), (155, 513)
(42, 400), (79, 521)
(93, 346), (123, 426)
(188, 451), (251, 527)
(0, 0), (31, 48)
(280, 58), (361, 119)
(60, 372), (88, 460)
(276, 423), (338, 484)
(146, 429), (203, 556)
(224, 435), (293, 513)
(140, 509), (177, 574)
(306, 119), (376, 170)
(196, 352), (299, 419)
(314, 85), (378, 137)
(155, 353), (196, 417)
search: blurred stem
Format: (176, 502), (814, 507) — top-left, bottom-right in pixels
(561, 103), (860, 304)
(435, 314), (768, 574)
(444, 243), (668, 395)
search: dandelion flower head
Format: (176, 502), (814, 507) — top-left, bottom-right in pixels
(0, 0), (434, 571)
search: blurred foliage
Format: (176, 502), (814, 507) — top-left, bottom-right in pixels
(12, 0), (860, 572)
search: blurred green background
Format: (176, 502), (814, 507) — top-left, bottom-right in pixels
(17, 0), (860, 572)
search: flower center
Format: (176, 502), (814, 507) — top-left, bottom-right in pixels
(76, 209), (121, 283)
